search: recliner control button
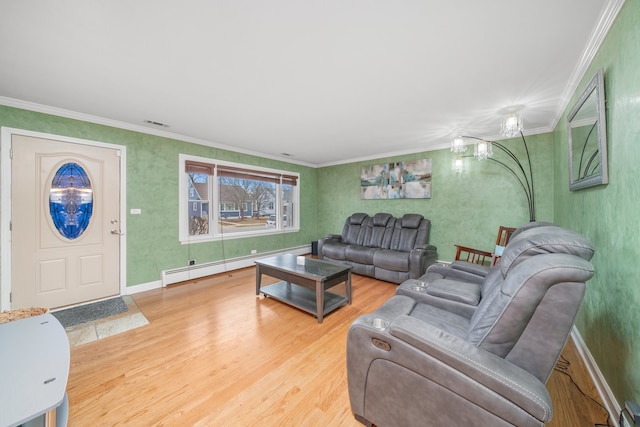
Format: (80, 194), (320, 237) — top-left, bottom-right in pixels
(372, 338), (391, 351)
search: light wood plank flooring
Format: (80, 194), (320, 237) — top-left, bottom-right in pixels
(66, 267), (612, 426)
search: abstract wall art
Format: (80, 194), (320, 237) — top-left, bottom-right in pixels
(360, 159), (432, 199)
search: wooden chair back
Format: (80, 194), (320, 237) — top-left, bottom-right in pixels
(490, 226), (517, 266)
(454, 226), (517, 267)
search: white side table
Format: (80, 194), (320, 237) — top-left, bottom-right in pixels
(0, 313), (70, 427)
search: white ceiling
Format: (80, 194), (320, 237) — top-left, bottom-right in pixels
(0, 0), (623, 167)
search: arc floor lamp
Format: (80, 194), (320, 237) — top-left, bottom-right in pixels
(451, 113), (536, 222)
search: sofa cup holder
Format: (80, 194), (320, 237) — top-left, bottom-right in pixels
(411, 282), (428, 292)
(371, 318), (390, 329)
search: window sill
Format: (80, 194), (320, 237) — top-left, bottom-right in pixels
(180, 228), (299, 244)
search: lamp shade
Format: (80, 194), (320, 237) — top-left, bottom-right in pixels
(451, 137), (466, 153)
(474, 141), (493, 160)
(501, 113), (523, 137)
(453, 157), (464, 173)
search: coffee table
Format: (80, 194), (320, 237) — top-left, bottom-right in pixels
(255, 254), (352, 323)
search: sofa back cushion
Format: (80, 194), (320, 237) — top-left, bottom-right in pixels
(508, 221), (557, 241)
(341, 213), (370, 245)
(388, 214), (429, 252)
(466, 253), (593, 382)
(364, 213), (395, 248)
(499, 226), (595, 277)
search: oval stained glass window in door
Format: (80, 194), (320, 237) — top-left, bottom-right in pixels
(49, 162), (93, 239)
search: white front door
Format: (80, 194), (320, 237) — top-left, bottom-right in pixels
(10, 133), (123, 309)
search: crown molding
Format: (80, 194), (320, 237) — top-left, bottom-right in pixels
(551, 0), (625, 129)
(0, 96), (317, 168)
(2, 0), (623, 171)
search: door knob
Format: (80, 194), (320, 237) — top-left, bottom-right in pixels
(111, 229), (124, 235)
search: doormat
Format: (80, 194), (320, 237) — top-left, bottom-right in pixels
(52, 296), (128, 328)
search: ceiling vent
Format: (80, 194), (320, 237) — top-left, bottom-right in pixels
(143, 119), (169, 128)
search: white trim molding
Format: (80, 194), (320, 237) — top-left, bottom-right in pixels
(551, 0), (626, 129)
(571, 327), (624, 425)
(126, 245), (310, 293)
(0, 96), (317, 168)
(161, 245), (310, 287)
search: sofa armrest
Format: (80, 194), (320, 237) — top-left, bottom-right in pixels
(317, 234), (342, 259)
(324, 234), (342, 240)
(408, 246), (438, 279)
(426, 263), (486, 285)
(426, 279), (481, 306)
(449, 260), (490, 277)
(388, 315), (552, 423)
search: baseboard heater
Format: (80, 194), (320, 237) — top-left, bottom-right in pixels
(161, 245), (310, 287)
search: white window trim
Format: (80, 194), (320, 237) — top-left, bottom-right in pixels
(179, 154), (300, 244)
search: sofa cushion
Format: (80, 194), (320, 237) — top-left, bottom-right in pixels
(322, 242), (349, 260)
(468, 253), (594, 359)
(426, 279), (481, 306)
(387, 214), (429, 252)
(500, 226), (595, 277)
(372, 213), (393, 227)
(346, 245), (378, 264)
(391, 226), (418, 252)
(403, 300), (469, 338)
(508, 221), (557, 241)
(365, 213), (395, 248)
(401, 213), (423, 229)
(342, 213), (370, 245)
(373, 249), (410, 272)
(350, 212), (369, 225)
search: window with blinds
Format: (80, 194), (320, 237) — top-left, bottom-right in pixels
(180, 155), (299, 242)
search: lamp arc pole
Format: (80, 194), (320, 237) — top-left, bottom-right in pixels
(462, 131), (536, 222)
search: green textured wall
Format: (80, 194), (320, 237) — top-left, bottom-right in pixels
(2, 5), (636, 407)
(0, 106), (318, 286)
(317, 133), (554, 262)
(553, 0), (640, 407)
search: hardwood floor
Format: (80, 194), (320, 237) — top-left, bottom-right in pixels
(547, 340), (613, 427)
(66, 267), (612, 426)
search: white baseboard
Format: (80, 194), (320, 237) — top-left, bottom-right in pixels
(571, 327), (623, 425)
(125, 245), (311, 294)
(126, 280), (162, 295)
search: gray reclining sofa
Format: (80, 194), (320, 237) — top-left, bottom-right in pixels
(346, 223), (595, 426)
(317, 212), (438, 284)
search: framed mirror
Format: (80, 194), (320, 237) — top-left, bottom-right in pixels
(567, 68), (608, 191)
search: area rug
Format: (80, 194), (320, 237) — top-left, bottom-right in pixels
(53, 296), (150, 348)
(52, 296), (128, 327)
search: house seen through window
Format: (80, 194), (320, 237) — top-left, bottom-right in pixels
(180, 155), (299, 242)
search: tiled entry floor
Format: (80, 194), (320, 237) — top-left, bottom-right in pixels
(64, 295), (149, 348)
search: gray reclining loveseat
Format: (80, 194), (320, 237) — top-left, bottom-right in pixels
(317, 212), (438, 284)
(395, 223), (595, 317)
(346, 223), (595, 426)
